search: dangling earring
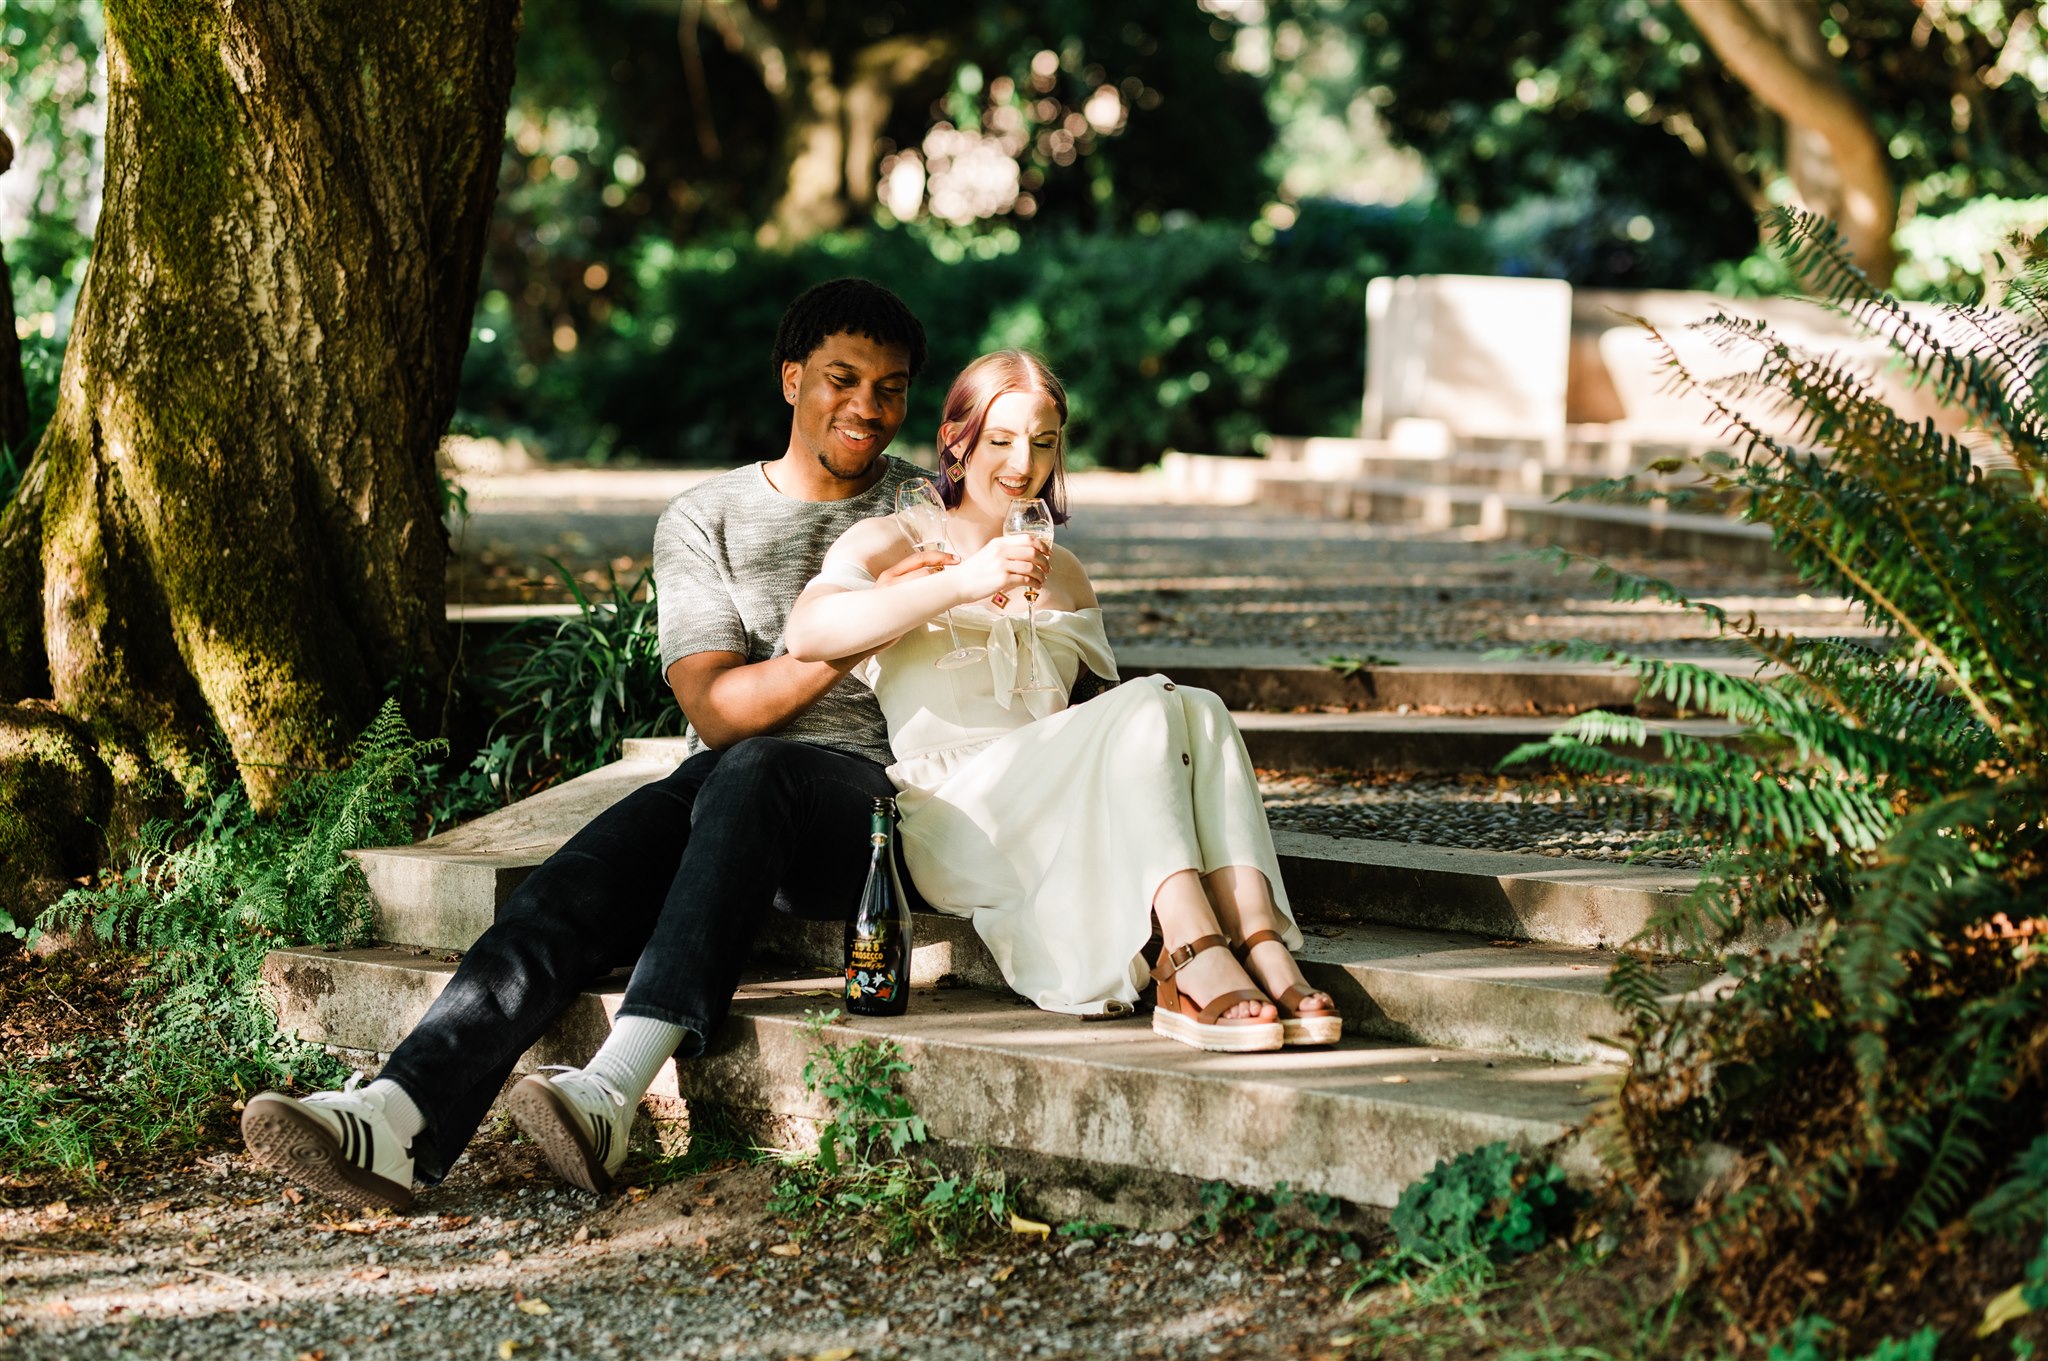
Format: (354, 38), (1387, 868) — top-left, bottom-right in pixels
(944, 451), (966, 483)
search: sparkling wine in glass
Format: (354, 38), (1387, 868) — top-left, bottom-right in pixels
(895, 482), (984, 669)
(1004, 497), (1062, 696)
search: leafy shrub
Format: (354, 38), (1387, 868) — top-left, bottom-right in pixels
(1389, 1142), (1580, 1266)
(456, 201), (1493, 470)
(1506, 210), (2048, 1331)
(5, 702), (441, 1187)
(434, 563), (683, 828)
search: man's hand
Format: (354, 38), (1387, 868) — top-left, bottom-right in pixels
(876, 548), (954, 583)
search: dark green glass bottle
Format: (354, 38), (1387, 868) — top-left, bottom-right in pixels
(845, 797), (912, 1016)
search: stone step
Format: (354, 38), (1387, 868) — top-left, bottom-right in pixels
(1230, 711), (1737, 773)
(1116, 646), (1749, 719)
(1159, 452), (1777, 567)
(749, 912), (1708, 1065)
(358, 748), (1696, 956)
(263, 946), (1609, 1209)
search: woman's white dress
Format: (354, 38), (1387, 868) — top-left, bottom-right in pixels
(841, 598), (1305, 1016)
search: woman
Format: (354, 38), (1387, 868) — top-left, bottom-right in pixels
(784, 351), (1340, 1052)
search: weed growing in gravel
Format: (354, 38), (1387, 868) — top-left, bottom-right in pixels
(1190, 1178), (1367, 1268)
(768, 1012), (1017, 1255)
(2, 702), (440, 1191)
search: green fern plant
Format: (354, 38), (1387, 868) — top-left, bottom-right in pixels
(7, 702), (442, 1188)
(1503, 209), (2048, 1331)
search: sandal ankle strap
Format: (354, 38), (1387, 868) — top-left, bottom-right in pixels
(1238, 928), (1286, 952)
(1153, 932), (1231, 982)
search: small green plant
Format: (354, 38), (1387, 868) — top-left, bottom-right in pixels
(768, 1012), (1016, 1254)
(1390, 1142), (1581, 1267)
(4, 701), (441, 1188)
(1191, 1178), (1366, 1268)
(1317, 653), (1401, 677)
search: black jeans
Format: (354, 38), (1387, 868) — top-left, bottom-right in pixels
(379, 736), (897, 1182)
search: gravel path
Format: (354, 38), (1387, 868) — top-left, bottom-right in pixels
(1260, 770), (1697, 867)
(2, 1134), (1366, 1361)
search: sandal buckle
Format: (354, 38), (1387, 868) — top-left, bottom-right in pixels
(1164, 940), (1200, 971)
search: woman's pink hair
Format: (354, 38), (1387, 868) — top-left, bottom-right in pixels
(935, 350), (1070, 524)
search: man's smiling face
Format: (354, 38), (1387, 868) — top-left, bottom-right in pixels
(783, 331), (912, 482)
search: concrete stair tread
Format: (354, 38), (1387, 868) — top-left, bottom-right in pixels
(265, 946), (1609, 1206)
(1231, 711), (1737, 735)
(748, 910), (1707, 1062)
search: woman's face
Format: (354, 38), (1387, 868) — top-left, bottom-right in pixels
(957, 388), (1062, 518)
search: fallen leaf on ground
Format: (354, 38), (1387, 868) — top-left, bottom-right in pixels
(43, 1202), (68, 1220)
(1009, 1214), (1051, 1238)
(570, 1227), (590, 1245)
(769, 1242), (802, 1257)
(812, 1349), (856, 1361)
(353, 1265), (389, 1282)
(1978, 1283), (2032, 1338)
(280, 1188), (304, 1206)
(295, 1350), (325, 1361)
(497, 1341), (523, 1360)
(438, 1215), (475, 1229)
(137, 1201), (172, 1216)
(515, 1299), (552, 1316)
(991, 1265), (1015, 1283)
(46, 1301), (76, 1318)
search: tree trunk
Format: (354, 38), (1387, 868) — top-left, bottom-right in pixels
(23, 0), (520, 808)
(1677, 0), (1898, 284)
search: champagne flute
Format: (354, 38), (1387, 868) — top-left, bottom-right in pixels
(1004, 497), (1062, 696)
(895, 482), (985, 669)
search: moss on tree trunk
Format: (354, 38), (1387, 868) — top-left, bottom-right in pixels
(10, 0), (520, 808)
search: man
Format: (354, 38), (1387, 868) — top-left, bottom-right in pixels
(240, 279), (959, 1207)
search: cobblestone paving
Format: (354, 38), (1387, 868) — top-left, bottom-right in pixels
(1259, 770), (1697, 868)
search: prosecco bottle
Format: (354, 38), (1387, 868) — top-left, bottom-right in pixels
(845, 797), (912, 1016)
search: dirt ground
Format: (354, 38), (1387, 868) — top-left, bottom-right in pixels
(2, 1131), (1376, 1361)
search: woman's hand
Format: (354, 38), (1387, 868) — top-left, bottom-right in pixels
(952, 533), (1048, 604)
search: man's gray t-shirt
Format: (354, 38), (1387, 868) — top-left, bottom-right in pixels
(653, 456), (926, 765)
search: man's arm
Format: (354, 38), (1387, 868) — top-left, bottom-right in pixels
(666, 650), (864, 749)
(668, 549), (951, 748)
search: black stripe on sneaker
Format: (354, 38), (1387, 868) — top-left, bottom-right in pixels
(594, 1115), (610, 1166)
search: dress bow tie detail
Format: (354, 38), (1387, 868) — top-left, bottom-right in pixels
(984, 615), (1062, 721)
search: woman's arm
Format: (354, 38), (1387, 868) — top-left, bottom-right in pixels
(784, 518), (1048, 663)
(669, 543), (952, 747)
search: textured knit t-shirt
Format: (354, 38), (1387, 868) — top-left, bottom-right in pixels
(653, 456), (928, 765)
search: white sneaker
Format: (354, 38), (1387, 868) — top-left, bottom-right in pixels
(241, 1075), (415, 1211)
(505, 1066), (634, 1194)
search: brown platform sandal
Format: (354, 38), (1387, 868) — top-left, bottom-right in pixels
(1150, 933), (1285, 1053)
(1237, 929), (1344, 1047)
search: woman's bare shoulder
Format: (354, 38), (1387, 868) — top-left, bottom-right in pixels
(1048, 542), (1098, 608)
(827, 513), (913, 569)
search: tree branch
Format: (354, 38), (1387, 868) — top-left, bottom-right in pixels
(1676, 0), (1896, 282)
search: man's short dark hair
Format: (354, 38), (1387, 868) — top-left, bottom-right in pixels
(772, 278), (927, 379)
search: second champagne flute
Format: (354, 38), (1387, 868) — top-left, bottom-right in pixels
(895, 482), (985, 669)
(1003, 497), (1062, 697)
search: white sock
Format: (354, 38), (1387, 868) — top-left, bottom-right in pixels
(583, 1016), (687, 1104)
(364, 1078), (426, 1145)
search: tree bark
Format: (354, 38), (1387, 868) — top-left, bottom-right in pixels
(28, 0), (520, 807)
(1677, 0), (1898, 284)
